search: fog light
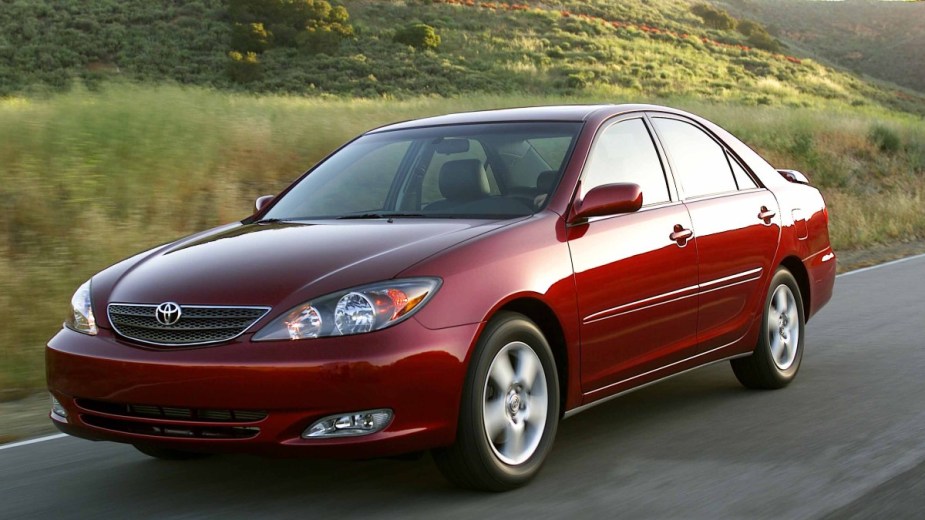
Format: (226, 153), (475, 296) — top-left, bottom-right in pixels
(303, 409), (392, 438)
(51, 395), (68, 421)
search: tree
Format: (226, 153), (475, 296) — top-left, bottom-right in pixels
(227, 0), (354, 52)
(231, 22), (271, 53)
(691, 4), (736, 31)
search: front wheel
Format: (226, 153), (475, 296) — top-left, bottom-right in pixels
(433, 312), (560, 491)
(731, 267), (805, 389)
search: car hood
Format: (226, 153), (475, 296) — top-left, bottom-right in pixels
(95, 219), (511, 320)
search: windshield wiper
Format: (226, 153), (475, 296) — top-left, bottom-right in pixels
(336, 212), (426, 220)
(255, 218), (285, 224)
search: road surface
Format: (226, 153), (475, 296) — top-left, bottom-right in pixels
(3, 255), (924, 519)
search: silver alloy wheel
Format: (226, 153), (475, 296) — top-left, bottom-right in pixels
(482, 341), (548, 465)
(768, 284), (800, 370)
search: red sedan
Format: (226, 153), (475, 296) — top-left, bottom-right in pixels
(47, 104), (836, 490)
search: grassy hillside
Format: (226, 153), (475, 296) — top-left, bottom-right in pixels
(715, 0), (925, 94)
(2, 0), (924, 114)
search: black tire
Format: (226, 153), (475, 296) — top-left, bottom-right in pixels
(433, 311), (560, 491)
(731, 267), (805, 389)
(133, 444), (210, 461)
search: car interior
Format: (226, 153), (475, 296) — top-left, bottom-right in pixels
(412, 136), (567, 217)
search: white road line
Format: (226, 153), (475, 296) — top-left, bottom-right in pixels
(1, 253), (923, 453)
(0, 433), (68, 451)
(837, 252), (925, 278)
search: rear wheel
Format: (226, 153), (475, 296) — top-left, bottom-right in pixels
(433, 312), (559, 491)
(133, 444), (210, 461)
(731, 268), (805, 389)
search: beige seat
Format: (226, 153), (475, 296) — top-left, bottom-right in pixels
(425, 159), (491, 212)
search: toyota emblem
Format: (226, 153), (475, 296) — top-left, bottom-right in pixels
(155, 302), (182, 326)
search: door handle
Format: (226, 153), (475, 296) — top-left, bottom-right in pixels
(758, 206), (776, 224)
(670, 224), (693, 246)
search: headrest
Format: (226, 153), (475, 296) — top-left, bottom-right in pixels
(439, 159), (490, 201)
(536, 170), (558, 193)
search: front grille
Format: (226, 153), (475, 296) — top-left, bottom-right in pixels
(82, 415), (260, 439)
(76, 399), (268, 423)
(76, 399), (266, 440)
(107, 303), (270, 346)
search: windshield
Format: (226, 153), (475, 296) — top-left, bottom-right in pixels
(264, 122), (582, 220)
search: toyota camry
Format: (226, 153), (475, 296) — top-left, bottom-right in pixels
(47, 104), (836, 491)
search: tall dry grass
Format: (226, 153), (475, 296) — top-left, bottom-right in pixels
(1, 84), (923, 398)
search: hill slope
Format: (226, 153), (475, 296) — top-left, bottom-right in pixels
(1, 0), (924, 114)
(714, 0), (925, 94)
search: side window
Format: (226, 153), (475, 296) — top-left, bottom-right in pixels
(652, 118), (737, 198)
(728, 153), (757, 190)
(581, 118), (670, 205)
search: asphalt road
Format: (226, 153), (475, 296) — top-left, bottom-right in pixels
(3, 255), (925, 519)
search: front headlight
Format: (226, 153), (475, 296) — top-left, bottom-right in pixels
(64, 279), (97, 335)
(252, 277), (441, 341)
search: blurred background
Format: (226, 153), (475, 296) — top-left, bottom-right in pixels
(1, 0), (924, 440)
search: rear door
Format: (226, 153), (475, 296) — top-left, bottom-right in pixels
(570, 116), (700, 393)
(649, 115), (780, 351)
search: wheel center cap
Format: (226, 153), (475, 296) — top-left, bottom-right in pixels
(508, 393), (522, 415)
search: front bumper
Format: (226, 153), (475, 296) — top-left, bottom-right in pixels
(46, 319), (479, 458)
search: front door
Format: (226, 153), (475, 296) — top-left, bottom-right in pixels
(570, 117), (700, 394)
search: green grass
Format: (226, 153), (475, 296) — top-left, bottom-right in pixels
(1, 84), (924, 399)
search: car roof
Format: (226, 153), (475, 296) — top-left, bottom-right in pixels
(368, 104), (689, 133)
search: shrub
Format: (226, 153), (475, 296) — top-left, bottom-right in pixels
(869, 124), (901, 153)
(297, 25), (352, 54)
(546, 47), (566, 59)
(691, 4), (736, 31)
(393, 23), (441, 50)
(227, 50), (261, 83)
(746, 31), (781, 53)
(736, 20), (763, 37)
(564, 70), (594, 90)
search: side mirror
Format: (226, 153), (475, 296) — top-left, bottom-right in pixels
(255, 195), (274, 213)
(777, 169), (810, 185)
(571, 183), (642, 221)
